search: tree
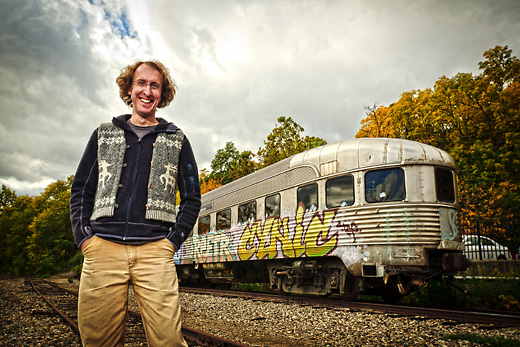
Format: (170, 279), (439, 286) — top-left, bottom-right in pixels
(257, 116), (327, 167)
(478, 45), (520, 91)
(204, 116), (326, 189)
(355, 45), (520, 249)
(357, 104), (392, 138)
(0, 194), (36, 275)
(27, 176), (77, 276)
(199, 168), (223, 194)
(229, 150), (258, 182)
(209, 143), (260, 186)
(0, 184), (17, 209)
(209, 142), (240, 185)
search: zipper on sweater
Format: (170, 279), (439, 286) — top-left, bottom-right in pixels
(123, 138), (142, 240)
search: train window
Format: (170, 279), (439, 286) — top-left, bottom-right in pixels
(265, 194), (280, 217)
(198, 215), (211, 236)
(365, 168), (405, 203)
(326, 175), (354, 208)
(297, 183), (318, 211)
(216, 209), (231, 230)
(238, 201), (257, 224)
(435, 168), (455, 203)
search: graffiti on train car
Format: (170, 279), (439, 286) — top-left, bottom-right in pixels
(190, 229), (236, 263)
(336, 220), (360, 242)
(439, 208), (458, 240)
(238, 203), (360, 261)
(177, 203), (361, 264)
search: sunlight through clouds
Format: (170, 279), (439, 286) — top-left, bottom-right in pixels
(0, 0), (519, 195)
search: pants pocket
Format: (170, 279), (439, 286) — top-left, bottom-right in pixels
(81, 235), (99, 255)
(160, 238), (176, 254)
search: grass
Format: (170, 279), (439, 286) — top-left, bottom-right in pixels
(402, 277), (520, 312)
(444, 334), (520, 346)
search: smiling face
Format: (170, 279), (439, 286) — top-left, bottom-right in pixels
(127, 63), (163, 124)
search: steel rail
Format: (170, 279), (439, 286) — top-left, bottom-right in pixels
(181, 286), (520, 327)
(181, 326), (251, 347)
(332, 300), (520, 327)
(27, 278), (80, 334)
(32, 278), (251, 347)
(126, 309), (252, 347)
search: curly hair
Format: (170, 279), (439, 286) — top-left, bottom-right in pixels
(116, 60), (177, 109)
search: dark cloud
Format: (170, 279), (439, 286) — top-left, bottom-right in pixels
(0, 0), (123, 194)
(1, 0), (519, 195)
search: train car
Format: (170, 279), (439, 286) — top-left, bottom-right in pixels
(174, 138), (470, 301)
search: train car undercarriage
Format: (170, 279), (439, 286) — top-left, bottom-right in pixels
(178, 251), (469, 302)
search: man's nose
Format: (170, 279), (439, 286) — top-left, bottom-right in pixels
(143, 85), (152, 94)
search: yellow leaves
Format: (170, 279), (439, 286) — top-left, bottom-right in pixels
(200, 177), (222, 195)
(199, 168), (222, 194)
(356, 104), (393, 138)
(498, 294), (520, 311)
(357, 45), (520, 233)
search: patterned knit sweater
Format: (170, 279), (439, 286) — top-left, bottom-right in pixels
(70, 115), (201, 250)
(91, 122), (184, 223)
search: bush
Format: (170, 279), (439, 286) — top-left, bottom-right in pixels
(403, 276), (520, 311)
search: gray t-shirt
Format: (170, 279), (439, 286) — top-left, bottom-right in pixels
(127, 120), (155, 139)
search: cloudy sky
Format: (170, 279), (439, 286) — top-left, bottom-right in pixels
(1, 0), (519, 196)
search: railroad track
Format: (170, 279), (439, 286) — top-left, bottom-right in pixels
(26, 278), (250, 347)
(180, 286), (520, 327)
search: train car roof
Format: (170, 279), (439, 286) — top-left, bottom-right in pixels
(290, 137), (456, 174)
(201, 138), (455, 204)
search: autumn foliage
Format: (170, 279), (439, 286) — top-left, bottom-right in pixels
(0, 116), (326, 276)
(204, 116), (327, 188)
(1, 45), (518, 277)
(357, 45), (520, 248)
(199, 168), (223, 194)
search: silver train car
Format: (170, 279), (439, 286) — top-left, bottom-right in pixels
(175, 138), (470, 301)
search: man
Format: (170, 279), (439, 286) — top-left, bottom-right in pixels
(70, 60), (201, 347)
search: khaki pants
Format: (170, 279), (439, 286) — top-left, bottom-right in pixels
(78, 236), (187, 347)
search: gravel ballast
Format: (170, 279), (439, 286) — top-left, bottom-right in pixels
(1, 277), (519, 347)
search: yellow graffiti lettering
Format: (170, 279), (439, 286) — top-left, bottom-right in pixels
(268, 217), (295, 258)
(305, 210), (338, 257)
(238, 223), (258, 261)
(236, 204), (343, 260)
(256, 221), (272, 260)
(294, 204), (307, 257)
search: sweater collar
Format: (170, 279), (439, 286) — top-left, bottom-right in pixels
(113, 114), (179, 133)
